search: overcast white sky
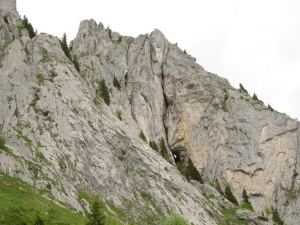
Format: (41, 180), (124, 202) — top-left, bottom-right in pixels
(17, 0), (300, 120)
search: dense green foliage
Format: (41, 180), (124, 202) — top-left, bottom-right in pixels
(149, 140), (159, 151)
(272, 207), (284, 225)
(98, 79), (110, 105)
(3, 16), (8, 24)
(113, 76), (121, 90)
(33, 211), (45, 225)
(86, 197), (106, 225)
(225, 186), (238, 205)
(139, 130), (147, 142)
(116, 109), (122, 120)
(239, 83), (248, 94)
(22, 16), (36, 39)
(185, 158), (203, 183)
(252, 93), (259, 101)
(163, 212), (189, 225)
(0, 133), (6, 149)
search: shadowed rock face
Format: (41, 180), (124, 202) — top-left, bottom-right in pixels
(70, 19), (300, 224)
(1, 5), (300, 225)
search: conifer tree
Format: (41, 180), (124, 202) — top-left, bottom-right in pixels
(268, 104), (274, 112)
(72, 55), (80, 72)
(242, 188), (250, 204)
(60, 33), (71, 60)
(185, 158), (203, 183)
(113, 76), (121, 90)
(225, 186), (238, 205)
(23, 16), (36, 39)
(86, 198), (106, 225)
(215, 179), (224, 196)
(98, 79), (110, 105)
(239, 83), (248, 94)
(252, 93), (259, 101)
(272, 207), (284, 225)
(149, 140), (159, 151)
(139, 130), (147, 143)
(160, 138), (168, 159)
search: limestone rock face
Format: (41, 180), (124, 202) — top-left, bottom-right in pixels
(0, 15), (217, 225)
(70, 19), (300, 224)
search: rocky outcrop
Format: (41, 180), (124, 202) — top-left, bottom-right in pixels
(70, 18), (300, 224)
(1, 4), (300, 225)
(0, 13), (218, 225)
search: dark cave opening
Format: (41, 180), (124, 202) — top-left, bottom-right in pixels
(173, 152), (181, 164)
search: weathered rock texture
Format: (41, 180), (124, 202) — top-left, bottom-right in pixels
(1, 5), (300, 225)
(70, 19), (300, 224)
(0, 11), (218, 225)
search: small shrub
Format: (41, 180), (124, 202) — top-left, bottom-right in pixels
(23, 16), (36, 39)
(163, 212), (189, 225)
(240, 202), (254, 212)
(98, 79), (110, 105)
(33, 210), (45, 225)
(72, 55), (80, 72)
(242, 188), (250, 204)
(239, 83), (248, 94)
(49, 70), (57, 77)
(225, 186), (238, 205)
(252, 93), (259, 101)
(176, 162), (185, 177)
(139, 130), (147, 143)
(268, 104), (274, 112)
(265, 206), (272, 215)
(86, 197), (106, 225)
(116, 109), (122, 120)
(185, 158), (203, 183)
(272, 207), (284, 225)
(17, 23), (25, 30)
(149, 140), (159, 151)
(160, 138), (168, 158)
(215, 179), (224, 196)
(3, 16), (8, 24)
(0, 133), (6, 149)
(113, 76), (121, 90)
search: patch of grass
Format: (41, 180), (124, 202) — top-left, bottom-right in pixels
(2, 40), (11, 50)
(0, 172), (86, 224)
(17, 23), (25, 30)
(203, 194), (215, 201)
(116, 109), (122, 120)
(50, 70), (58, 77)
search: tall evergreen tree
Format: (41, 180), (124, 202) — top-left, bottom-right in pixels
(113, 76), (121, 90)
(23, 16), (36, 39)
(159, 138), (168, 159)
(86, 198), (106, 225)
(98, 79), (110, 105)
(72, 55), (80, 72)
(225, 186), (238, 205)
(185, 158), (203, 183)
(60, 33), (71, 59)
(239, 83), (248, 94)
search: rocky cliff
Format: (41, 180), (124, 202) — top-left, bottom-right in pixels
(1, 2), (299, 225)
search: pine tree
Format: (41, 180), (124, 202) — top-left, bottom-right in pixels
(252, 93), (259, 101)
(113, 76), (121, 90)
(60, 33), (71, 59)
(215, 179), (224, 196)
(86, 198), (106, 225)
(33, 211), (45, 225)
(225, 186), (238, 205)
(160, 138), (168, 158)
(272, 207), (284, 225)
(139, 130), (147, 142)
(268, 104), (274, 112)
(239, 83), (248, 94)
(185, 158), (203, 183)
(72, 55), (80, 72)
(23, 16), (36, 39)
(149, 140), (159, 151)
(98, 79), (110, 105)
(242, 188), (250, 204)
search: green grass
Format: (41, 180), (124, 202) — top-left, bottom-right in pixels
(0, 172), (86, 224)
